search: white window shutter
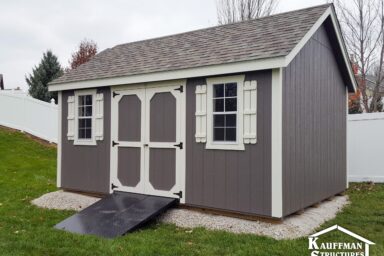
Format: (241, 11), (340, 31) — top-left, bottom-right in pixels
(95, 93), (104, 141)
(67, 96), (75, 140)
(243, 80), (257, 144)
(195, 85), (207, 143)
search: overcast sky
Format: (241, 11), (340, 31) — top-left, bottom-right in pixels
(0, 0), (325, 91)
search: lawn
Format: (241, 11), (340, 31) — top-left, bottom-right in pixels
(0, 127), (383, 256)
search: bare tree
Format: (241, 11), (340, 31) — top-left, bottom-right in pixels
(370, 0), (384, 112)
(334, 0), (381, 112)
(217, 0), (278, 25)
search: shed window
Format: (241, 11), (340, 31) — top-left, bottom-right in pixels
(213, 83), (237, 142)
(73, 89), (97, 145)
(78, 95), (93, 139)
(206, 75), (245, 151)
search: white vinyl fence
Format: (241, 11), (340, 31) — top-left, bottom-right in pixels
(348, 113), (384, 183)
(0, 91), (58, 143)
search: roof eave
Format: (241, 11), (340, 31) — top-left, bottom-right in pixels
(48, 56), (286, 92)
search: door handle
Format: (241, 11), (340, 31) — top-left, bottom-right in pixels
(173, 142), (183, 149)
(144, 144), (149, 147)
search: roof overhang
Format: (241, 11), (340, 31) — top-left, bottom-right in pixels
(49, 6), (357, 93)
(48, 56), (286, 91)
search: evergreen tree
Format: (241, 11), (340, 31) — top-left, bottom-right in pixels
(26, 50), (63, 103)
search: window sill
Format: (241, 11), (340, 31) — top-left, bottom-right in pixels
(205, 142), (245, 151)
(73, 140), (97, 146)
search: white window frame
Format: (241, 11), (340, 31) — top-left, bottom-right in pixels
(206, 75), (245, 151)
(74, 89), (97, 146)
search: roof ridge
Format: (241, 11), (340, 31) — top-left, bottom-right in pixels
(112, 3), (332, 49)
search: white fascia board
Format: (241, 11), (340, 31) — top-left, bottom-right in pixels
(48, 57), (285, 92)
(285, 6), (357, 92)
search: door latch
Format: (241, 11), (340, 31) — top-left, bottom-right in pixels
(112, 141), (119, 147)
(173, 142), (183, 149)
(174, 86), (183, 93)
(173, 191), (183, 198)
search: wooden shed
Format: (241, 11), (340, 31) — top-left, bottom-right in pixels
(49, 4), (356, 219)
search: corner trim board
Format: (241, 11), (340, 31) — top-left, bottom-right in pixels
(271, 68), (283, 218)
(57, 91), (62, 187)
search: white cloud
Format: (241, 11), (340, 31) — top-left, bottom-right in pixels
(0, 0), (325, 90)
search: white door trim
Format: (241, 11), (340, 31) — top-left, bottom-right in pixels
(110, 80), (186, 203)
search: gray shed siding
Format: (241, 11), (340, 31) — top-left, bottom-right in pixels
(185, 71), (272, 217)
(282, 24), (347, 216)
(61, 88), (111, 194)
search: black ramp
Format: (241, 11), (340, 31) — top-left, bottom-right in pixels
(54, 192), (178, 238)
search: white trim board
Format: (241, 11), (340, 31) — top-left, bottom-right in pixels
(57, 92), (62, 188)
(48, 7), (356, 93)
(49, 57), (285, 92)
(271, 68), (283, 218)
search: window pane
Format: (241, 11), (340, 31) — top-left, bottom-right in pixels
(225, 114), (236, 127)
(214, 115), (225, 127)
(225, 83), (237, 97)
(85, 95), (92, 105)
(85, 128), (92, 139)
(214, 128), (225, 141)
(78, 106), (84, 117)
(79, 95), (85, 106)
(225, 128), (236, 141)
(79, 128), (85, 139)
(225, 98), (237, 111)
(79, 119), (86, 129)
(85, 118), (92, 128)
(214, 99), (224, 112)
(85, 106), (92, 116)
(214, 84), (224, 98)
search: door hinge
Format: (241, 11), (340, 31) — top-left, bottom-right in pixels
(173, 142), (183, 149)
(111, 183), (118, 190)
(174, 86), (183, 93)
(173, 191), (183, 198)
(113, 91), (120, 98)
(112, 140), (119, 147)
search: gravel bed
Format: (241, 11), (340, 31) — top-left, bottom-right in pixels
(32, 191), (348, 239)
(31, 190), (100, 211)
(160, 195), (349, 239)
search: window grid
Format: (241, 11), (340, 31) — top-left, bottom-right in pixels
(78, 95), (93, 140)
(212, 83), (237, 142)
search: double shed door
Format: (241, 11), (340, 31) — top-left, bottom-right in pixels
(111, 82), (185, 200)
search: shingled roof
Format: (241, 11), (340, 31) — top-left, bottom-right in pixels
(51, 4), (331, 86)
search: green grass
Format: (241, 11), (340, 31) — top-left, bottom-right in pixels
(0, 127), (383, 256)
